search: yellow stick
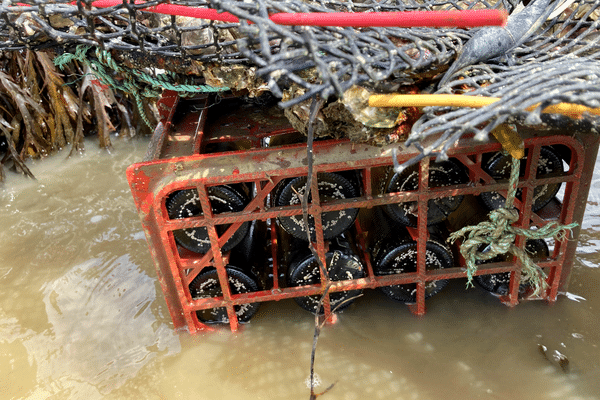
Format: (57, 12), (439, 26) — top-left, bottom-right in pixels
(492, 124), (525, 160)
(368, 94), (600, 119)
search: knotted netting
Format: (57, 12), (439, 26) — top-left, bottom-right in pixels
(0, 0), (599, 158)
(0, 0), (514, 95)
(407, 0), (600, 167)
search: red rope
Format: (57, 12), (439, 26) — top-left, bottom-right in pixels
(87, 0), (507, 28)
(90, 0), (240, 23)
(270, 10), (507, 28)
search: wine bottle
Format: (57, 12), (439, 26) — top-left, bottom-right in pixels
(381, 159), (468, 227)
(265, 130), (307, 147)
(474, 239), (549, 296)
(166, 184), (251, 254)
(370, 209), (453, 303)
(479, 146), (564, 212)
(274, 171), (360, 241)
(188, 265), (261, 324)
(187, 220), (266, 324)
(286, 233), (365, 314)
(229, 220), (269, 289)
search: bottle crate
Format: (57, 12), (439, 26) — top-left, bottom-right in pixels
(126, 91), (599, 333)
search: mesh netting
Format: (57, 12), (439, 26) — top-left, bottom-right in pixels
(408, 57), (600, 167)
(0, 0), (598, 157)
(0, 0), (516, 96)
(0, 0), (511, 94)
(406, 0), (600, 166)
(208, 0), (516, 104)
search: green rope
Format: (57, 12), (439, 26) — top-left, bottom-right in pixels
(448, 156), (578, 296)
(54, 46), (229, 128)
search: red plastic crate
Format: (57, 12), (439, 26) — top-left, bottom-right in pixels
(127, 91), (599, 333)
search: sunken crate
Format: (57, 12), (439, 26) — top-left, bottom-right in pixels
(127, 91), (599, 333)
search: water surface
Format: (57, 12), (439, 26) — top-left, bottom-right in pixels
(1, 137), (599, 399)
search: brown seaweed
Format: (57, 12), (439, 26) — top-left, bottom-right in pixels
(0, 50), (157, 182)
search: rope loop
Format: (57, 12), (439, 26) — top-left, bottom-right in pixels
(54, 45), (230, 128)
(449, 155), (577, 296)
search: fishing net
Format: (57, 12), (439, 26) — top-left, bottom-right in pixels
(0, 0), (514, 96)
(0, 0), (598, 157)
(407, 0), (600, 167)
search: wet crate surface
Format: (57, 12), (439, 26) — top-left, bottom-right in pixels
(127, 92), (599, 333)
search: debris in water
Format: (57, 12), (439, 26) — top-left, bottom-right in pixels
(305, 373), (321, 389)
(538, 344), (571, 374)
(554, 350), (570, 373)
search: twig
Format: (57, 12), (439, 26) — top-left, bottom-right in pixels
(300, 97), (332, 400)
(0, 128), (36, 180)
(309, 280), (332, 400)
(300, 97), (365, 399)
(309, 293), (363, 399)
(302, 98), (328, 277)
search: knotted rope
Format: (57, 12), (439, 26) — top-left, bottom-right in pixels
(448, 155), (577, 296)
(54, 46), (228, 127)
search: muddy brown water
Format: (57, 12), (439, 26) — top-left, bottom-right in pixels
(1, 137), (599, 400)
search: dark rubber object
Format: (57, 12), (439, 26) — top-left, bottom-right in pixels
(474, 239), (549, 296)
(384, 159), (468, 227)
(288, 250), (365, 314)
(189, 267), (260, 324)
(166, 187), (250, 254)
(275, 172), (359, 241)
(373, 238), (453, 303)
(480, 147), (563, 212)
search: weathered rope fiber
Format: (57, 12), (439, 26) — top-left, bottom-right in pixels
(448, 156), (577, 296)
(54, 46), (228, 127)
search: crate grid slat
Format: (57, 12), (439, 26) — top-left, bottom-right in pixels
(127, 92), (598, 333)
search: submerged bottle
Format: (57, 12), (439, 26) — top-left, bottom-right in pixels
(166, 184), (251, 254)
(188, 221), (266, 324)
(229, 220), (269, 289)
(371, 209), (453, 303)
(286, 233), (365, 314)
(274, 171), (361, 241)
(188, 265), (261, 324)
(474, 239), (550, 296)
(381, 159), (468, 227)
(479, 146), (564, 212)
